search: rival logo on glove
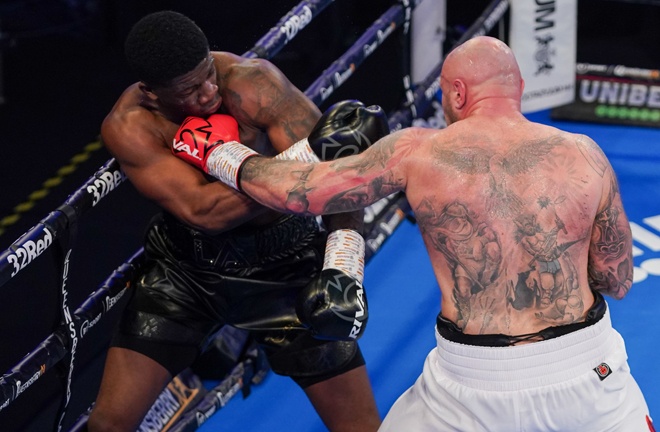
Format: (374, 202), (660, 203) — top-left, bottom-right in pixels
(172, 139), (202, 161)
(172, 117), (230, 162)
(318, 126), (373, 160)
(325, 273), (367, 339)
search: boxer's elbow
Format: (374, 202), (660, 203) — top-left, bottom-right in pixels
(589, 274), (632, 300)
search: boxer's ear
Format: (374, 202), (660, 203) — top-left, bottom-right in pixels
(139, 82), (158, 101)
(454, 79), (467, 110)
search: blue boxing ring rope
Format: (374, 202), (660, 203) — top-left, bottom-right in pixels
(0, 1), (509, 430)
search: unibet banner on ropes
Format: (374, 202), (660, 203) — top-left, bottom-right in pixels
(551, 63), (660, 128)
(509, 0), (577, 113)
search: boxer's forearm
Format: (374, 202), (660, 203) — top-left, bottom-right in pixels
(239, 157), (337, 216)
(239, 154), (389, 217)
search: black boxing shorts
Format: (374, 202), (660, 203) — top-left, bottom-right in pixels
(112, 212), (364, 388)
(436, 291), (607, 346)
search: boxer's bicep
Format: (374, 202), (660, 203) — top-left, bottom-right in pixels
(266, 93), (322, 153)
(248, 60), (321, 152)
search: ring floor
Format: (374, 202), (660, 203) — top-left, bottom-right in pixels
(198, 109), (660, 431)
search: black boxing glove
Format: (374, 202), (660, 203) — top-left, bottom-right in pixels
(277, 99), (389, 162)
(296, 229), (368, 341)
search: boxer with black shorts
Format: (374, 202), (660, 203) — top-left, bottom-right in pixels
(88, 11), (386, 432)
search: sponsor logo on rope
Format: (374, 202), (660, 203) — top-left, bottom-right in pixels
(216, 380), (242, 407)
(364, 196), (396, 225)
(280, 6), (312, 42)
(366, 208), (405, 255)
(195, 405), (218, 426)
(320, 84), (334, 101)
(139, 388), (182, 431)
(15, 364), (46, 397)
(6, 227), (53, 277)
(363, 22), (395, 64)
(363, 40), (378, 57)
(333, 65), (355, 87)
(104, 286), (128, 312)
(80, 312), (102, 337)
(377, 22), (395, 42)
(320, 64), (356, 102)
(87, 169), (125, 207)
(194, 371), (245, 426)
(138, 373), (200, 431)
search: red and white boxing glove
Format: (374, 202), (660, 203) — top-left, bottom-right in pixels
(172, 114), (249, 173)
(172, 114), (259, 188)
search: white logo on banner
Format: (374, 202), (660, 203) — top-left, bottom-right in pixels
(509, 0), (577, 113)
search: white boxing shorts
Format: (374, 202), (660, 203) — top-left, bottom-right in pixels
(380, 306), (654, 432)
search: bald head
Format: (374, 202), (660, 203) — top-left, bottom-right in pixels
(444, 36), (522, 88)
(440, 36), (524, 123)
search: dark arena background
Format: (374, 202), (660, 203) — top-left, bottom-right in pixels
(1, 1), (659, 431)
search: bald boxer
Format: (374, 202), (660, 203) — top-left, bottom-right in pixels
(176, 36), (654, 431)
(88, 11), (387, 432)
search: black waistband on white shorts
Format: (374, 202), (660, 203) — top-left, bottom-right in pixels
(436, 291), (606, 347)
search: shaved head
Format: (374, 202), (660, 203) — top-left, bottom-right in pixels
(440, 36), (524, 124)
(444, 36), (522, 89)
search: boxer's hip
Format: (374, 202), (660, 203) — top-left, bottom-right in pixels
(122, 211), (326, 339)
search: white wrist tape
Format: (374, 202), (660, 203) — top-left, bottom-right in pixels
(276, 138), (321, 163)
(205, 141), (259, 190)
(323, 229), (365, 283)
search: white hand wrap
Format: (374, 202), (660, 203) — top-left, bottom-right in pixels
(275, 138), (321, 163)
(323, 229), (365, 283)
(205, 141), (259, 190)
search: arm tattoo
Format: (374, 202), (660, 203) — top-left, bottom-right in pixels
(324, 133), (399, 176)
(588, 176), (633, 297)
(282, 166), (315, 214)
(323, 172), (404, 213)
(320, 135), (406, 212)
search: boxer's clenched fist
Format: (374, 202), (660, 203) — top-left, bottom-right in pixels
(172, 114), (240, 173)
(277, 99), (389, 162)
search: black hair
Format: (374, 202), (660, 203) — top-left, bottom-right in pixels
(124, 10), (210, 87)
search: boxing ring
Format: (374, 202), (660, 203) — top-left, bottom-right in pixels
(1, 1), (658, 431)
